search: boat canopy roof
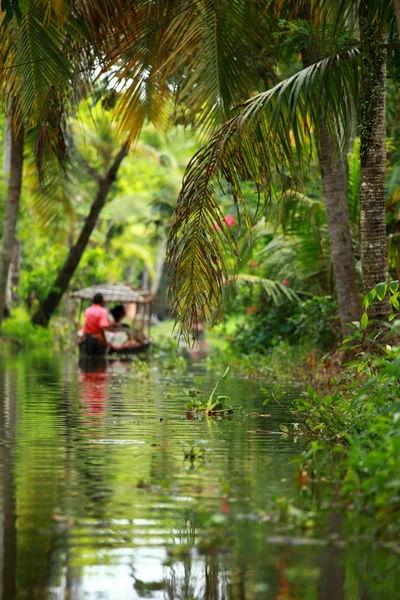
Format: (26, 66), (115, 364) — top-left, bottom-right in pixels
(71, 283), (148, 304)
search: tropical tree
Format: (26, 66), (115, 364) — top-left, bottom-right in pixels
(0, 0), (106, 326)
(166, 0), (398, 339)
(0, 100), (23, 324)
(1, 0), (397, 337)
(358, 0), (391, 320)
(0, 0), (276, 326)
(30, 104), (130, 326)
(286, 3), (361, 334)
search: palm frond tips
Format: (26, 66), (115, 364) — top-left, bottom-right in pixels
(169, 0), (273, 134)
(167, 49), (361, 340)
(234, 274), (299, 304)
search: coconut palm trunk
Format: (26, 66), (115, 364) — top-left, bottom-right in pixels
(301, 35), (361, 335)
(31, 142), (129, 327)
(359, 8), (390, 320)
(318, 123), (361, 334)
(0, 113), (24, 327)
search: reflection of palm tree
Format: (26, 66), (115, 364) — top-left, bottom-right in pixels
(204, 555), (219, 600)
(164, 515), (198, 600)
(318, 511), (344, 600)
(0, 368), (17, 600)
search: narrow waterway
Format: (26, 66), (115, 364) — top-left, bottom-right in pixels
(0, 354), (397, 599)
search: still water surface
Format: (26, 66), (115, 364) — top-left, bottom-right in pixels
(0, 354), (398, 599)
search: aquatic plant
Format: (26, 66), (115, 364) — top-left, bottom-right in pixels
(184, 367), (233, 415)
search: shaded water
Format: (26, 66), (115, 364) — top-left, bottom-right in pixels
(0, 354), (398, 599)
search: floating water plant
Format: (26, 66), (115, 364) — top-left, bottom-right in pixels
(185, 367), (233, 415)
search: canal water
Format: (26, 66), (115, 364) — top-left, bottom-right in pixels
(0, 353), (398, 599)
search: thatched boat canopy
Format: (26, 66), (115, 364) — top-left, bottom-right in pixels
(71, 283), (147, 304)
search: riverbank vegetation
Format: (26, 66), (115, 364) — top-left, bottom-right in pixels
(0, 0), (400, 561)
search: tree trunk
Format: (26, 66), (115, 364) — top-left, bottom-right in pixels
(31, 143), (129, 327)
(0, 368), (18, 600)
(5, 242), (20, 309)
(359, 9), (390, 321)
(394, 0), (400, 41)
(318, 123), (362, 335)
(0, 114), (24, 327)
(10, 240), (20, 305)
(301, 37), (361, 335)
(151, 232), (167, 296)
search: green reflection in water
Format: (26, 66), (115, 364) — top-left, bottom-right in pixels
(0, 354), (398, 599)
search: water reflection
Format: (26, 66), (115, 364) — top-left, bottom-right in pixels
(0, 355), (398, 599)
(0, 368), (17, 600)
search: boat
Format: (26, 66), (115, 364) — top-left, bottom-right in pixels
(71, 283), (155, 357)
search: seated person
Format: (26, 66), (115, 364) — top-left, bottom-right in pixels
(110, 326), (151, 351)
(79, 293), (110, 356)
(109, 304), (129, 328)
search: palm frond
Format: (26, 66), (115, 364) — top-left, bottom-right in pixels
(347, 137), (360, 227)
(98, 0), (179, 142)
(315, 0), (397, 41)
(167, 48), (361, 339)
(166, 0), (273, 134)
(234, 274), (299, 304)
(257, 231), (331, 289)
(277, 189), (325, 234)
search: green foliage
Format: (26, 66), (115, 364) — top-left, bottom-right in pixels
(167, 46), (362, 339)
(289, 348), (400, 539)
(287, 296), (340, 351)
(266, 286), (400, 541)
(181, 439), (207, 461)
(342, 280), (400, 355)
(184, 367), (233, 415)
(230, 296), (339, 355)
(1, 307), (52, 347)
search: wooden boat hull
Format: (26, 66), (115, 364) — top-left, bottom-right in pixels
(109, 341), (151, 355)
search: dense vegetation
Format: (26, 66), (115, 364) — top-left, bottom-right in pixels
(0, 0), (400, 553)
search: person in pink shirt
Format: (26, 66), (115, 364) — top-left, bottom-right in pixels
(80, 293), (110, 356)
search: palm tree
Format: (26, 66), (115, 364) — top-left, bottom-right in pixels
(166, 1), (398, 339)
(0, 0), (275, 325)
(396, 0), (400, 38)
(0, 0), (96, 325)
(298, 1), (361, 334)
(1, 0), (396, 335)
(0, 100), (24, 324)
(359, 1), (391, 320)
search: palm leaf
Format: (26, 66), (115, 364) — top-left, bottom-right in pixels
(166, 0), (274, 134)
(98, 0), (179, 142)
(277, 189), (325, 234)
(167, 48), (361, 339)
(233, 274), (299, 304)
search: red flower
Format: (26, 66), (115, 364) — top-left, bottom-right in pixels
(246, 305), (256, 314)
(224, 214), (236, 227)
(250, 262), (259, 268)
(213, 220), (222, 231)
(282, 279), (289, 286)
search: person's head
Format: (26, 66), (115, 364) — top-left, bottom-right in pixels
(110, 304), (125, 322)
(93, 293), (104, 306)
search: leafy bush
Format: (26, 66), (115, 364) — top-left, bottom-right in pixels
(0, 307), (74, 351)
(230, 295), (340, 354)
(287, 296), (340, 351)
(265, 283), (400, 541)
(1, 307), (54, 348)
